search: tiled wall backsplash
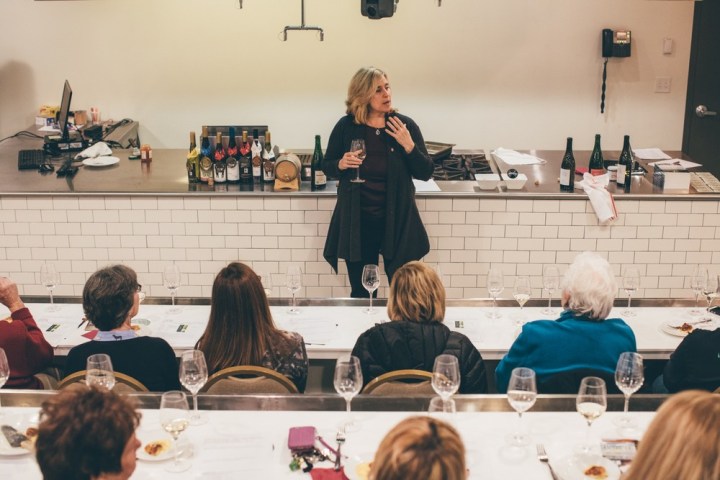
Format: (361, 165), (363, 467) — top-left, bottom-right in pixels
(1, 195), (717, 301)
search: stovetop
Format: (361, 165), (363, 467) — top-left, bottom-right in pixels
(432, 154), (493, 181)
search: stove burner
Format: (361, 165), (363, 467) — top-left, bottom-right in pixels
(431, 153), (492, 181)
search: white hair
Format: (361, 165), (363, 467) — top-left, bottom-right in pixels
(560, 251), (617, 320)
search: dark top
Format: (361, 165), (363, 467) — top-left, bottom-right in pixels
(323, 113), (434, 275)
(663, 328), (720, 392)
(361, 125), (388, 218)
(64, 336), (181, 392)
(351, 320), (488, 394)
(0, 307), (53, 389)
(258, 331), (309, 393)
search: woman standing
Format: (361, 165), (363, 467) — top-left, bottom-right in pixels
(323, 67), (434, 298)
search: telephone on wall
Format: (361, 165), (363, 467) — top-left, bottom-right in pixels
(602, 29), (631, 58)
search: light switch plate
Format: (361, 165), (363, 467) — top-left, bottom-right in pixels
(655, 77), (672, 93)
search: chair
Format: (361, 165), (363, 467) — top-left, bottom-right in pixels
(200, 366), (299, 394)
(362, 369), (435, 395)
(57, 370), (149, 393)
(537, 368), (620, 394)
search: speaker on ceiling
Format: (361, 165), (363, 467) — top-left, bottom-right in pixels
(361, 0), (397, 19)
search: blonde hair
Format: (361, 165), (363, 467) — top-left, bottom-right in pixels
(561, 251), (617, 320)
(387, 261), (445, 323)
(624, 390), (720, 480)
(345, 67), (391, 125)
(371, 416), (466, 480)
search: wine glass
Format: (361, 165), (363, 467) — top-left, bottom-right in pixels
(432, 354), (460, 408)
(286, 266), (302, 314)
(701, 275), (718, 320)
(163, 264), (182, 314)
(690, 265), (708, 316)
(40, 262), (60, 312)
(334, 355), (363, 432)
(428, 396), (456, 415)
(614, 352), (644, 429)
(576, 377), (607, 454)
(349, 139), (366, 184)
(541, 265), (560, 316)
(361, 264), (380, 314)
(258, 270), (273, 297)
(622, 267), (641, 317)
(86, 353), (115, 390)
(179, 350), (208, 426)
(486, 267), (504, 319)
(513, 275), (531, 327)
(505, 367), (537, 446)
(159, 391), (191, 473)
(0, 348), (9, 412)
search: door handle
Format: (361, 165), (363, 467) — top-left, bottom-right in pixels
(695, 105), (717, 117)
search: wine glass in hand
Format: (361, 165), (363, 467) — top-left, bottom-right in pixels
(690, 265), (708, 316)
(286, 266), (302, 314)
(576, 377), (607, 454)
(40, 262), (60, 312)
(334, 355), (363, 432)
(159, 391), (191, 473)
(163, 264), (182, 313)
(179, 350), (208, 426)
(505, 367), (537, 446)
(622, 267), (641, 317)
(361, 264), (380, 314)
(0, 348), (9, 412)
(541, 266), (559, 316)
(486, 267), (504, 319)
(86, 353), (115, 390)
(614, 352), (644, 429)
(349, 139), (366, 184)
(432, 354), (460, 408)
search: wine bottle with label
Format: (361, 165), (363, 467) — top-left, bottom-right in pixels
(560, 137), (575, 192)
(213, 132), (227, 183)
(262, 130), (276, 183)
(239, 130), (253, 184)
(589, 134), (605, 176)
(311, 134), (327, 191)
(199, 126), (213, 183)
(186, 131), (200, 183)
(226, 127), (240, 183)
(251, 128), (262, 181)
(617, 135), (634, 191)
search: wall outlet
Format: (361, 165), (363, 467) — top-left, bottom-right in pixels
(655, 77), (672, 93)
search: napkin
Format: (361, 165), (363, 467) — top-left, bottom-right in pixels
(491, 148), (546, 165)
(309, 468), (349, 480)
(74, 141), (112, 160)
(576, 173), (617, 224)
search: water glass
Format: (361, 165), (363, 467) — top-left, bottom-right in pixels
(576, 377), (607, 454)
(86, 353), (115, 390)
(361, 264), (380, 314)
(505, 367), (537, 446)
(541, 265), (559, 316)
(614, 352), (644, 429)
(179, 350), (208, 426)
(159, 391), (191, 473)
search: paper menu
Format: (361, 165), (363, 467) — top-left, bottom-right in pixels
(632, 148), (671, 160)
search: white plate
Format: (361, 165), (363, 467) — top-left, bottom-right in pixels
(660, 321), (692, 337)
(344, 450), (374, 480)
(554, 454), (621, 480)
(137, 439), (175, 462)
(82, 156), (120, 167)
(0, 416), (37, 457)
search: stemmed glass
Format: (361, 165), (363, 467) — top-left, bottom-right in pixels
(334, 355), (363, 432)
(179, 350), (208, 426)
(159, 391), (191, 473)
(541, 265), (559, 316)
(622, 267), (641, 317)
(40, 262), (60, 312)
(349, 139), (366, 184)
(690, 266), (708, 316)
(505, 367), (537, 446)
(576, 377), (607, 454)
(0, 348), (9, 412)
(86, 353), (115, 390)
(486, 267), (504, 319)
(614, 352), (644, 429)
(286, 266), (302, 314)
(513, 275), (531, 327)
(258, 271), (273, 297)
(361, 264), (380, 314)
(432, 354), (461, 409)
(701, 275), (718, 320)
(163, 264), (182, 314)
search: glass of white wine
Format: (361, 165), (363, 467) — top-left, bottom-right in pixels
(85, 353), (115, 390)
(505, 367), (537, 447)
(576, 376), (607, 455)
(486, 266), (504, 319)
(349, 139), (366, 184)
(159, 391), (191, 473)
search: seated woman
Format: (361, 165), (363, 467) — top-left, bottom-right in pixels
(36, 386), (142, 480)
(623, 390), (720, 480)
(64, 265), (181, 392)
(0, 276), (53, 389)
(653, 327), (720, 393)
(352, 261), (487, 393)
(371, 416), (466, 480)
(495, 252), (636, 393)
(195, 262), (308, 392)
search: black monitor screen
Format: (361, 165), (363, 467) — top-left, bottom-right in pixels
(57, 80), (72, 141)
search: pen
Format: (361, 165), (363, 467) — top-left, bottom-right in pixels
(77, 317), (87, 329)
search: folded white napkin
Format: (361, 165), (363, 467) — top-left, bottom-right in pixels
(491, 148), (546, 165)
(74, 141), (112, 160)
(576, 172), (617, 224)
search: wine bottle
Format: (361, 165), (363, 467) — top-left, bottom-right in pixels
(262, 130), (276, 183)
(617, 135), (634, 191)
(213, 132), (227, 183)
(226, 127), (240, 183)
(186, 131), (200, 184)
(199, 126), (213, 183)
(559, 137), (575, 192)
(589, 134), (605, 176)
(311, 134), (327, 191)
(251, 128), (262, 181)
(239, 130), (253, 184)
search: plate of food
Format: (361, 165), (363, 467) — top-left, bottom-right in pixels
(131, 318), (152, 336)
(344, 450), (375, 480)
(554, 454), (621, 480)
(137, 438), (175, 462)
(0, 418), (38, 457)
(660, 321), (695, 337)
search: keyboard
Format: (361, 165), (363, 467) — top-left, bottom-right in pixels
(18, 149), (46, 170)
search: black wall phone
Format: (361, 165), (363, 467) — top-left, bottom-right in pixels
(600, 28), (632, 114)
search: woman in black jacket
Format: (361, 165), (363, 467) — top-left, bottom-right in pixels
(351, 261), (488, 393)
(323, 66), (434, 297)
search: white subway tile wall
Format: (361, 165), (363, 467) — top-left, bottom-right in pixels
(1, 196), (718, 301)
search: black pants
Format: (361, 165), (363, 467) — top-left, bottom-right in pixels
(346, 215), (394, 298)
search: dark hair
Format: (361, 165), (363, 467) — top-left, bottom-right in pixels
(82, 265), (137, 331)
(36, 386), (141, 480)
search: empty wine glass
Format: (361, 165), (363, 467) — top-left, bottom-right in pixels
(362, 264), (380, 314)
(334, 355), (363, 432)
(40, 262), (60, 312)
(576, 377), (607, 454)
(286, 266), (302, 314)
(541, 265), (559, 316)
(505, 367), (537, 446)
(179, 350), (208, 426)
(432, 354), (460, 408)
(86, 353), (115, 390)
(614, 352), (644, 429)
(163, 264), (182, 314)
(701, 275), (718, 320)
(622, 267), (641, 317)
(257, 270), (273, 297)
(513, 275), (531, 327)
(159, 391), (191, 473)
(690, 266), (708, 316)
(349, 139), (366, 183)
(428, 396), (456, 415)
(0, 348), (8, 412)
(486, 267), (504, 319)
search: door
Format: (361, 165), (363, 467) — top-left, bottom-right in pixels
(683, 0), (720, 176)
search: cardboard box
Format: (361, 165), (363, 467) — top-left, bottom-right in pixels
(653, 166), (690, 192)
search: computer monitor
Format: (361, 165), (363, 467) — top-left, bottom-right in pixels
(57, 80), (72, 141)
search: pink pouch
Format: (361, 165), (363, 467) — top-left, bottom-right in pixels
(288, 426), (317, 452)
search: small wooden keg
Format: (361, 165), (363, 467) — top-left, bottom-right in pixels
(274, 153), (302, 191)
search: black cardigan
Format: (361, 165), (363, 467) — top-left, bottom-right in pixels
(322, 113), (434, 275)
